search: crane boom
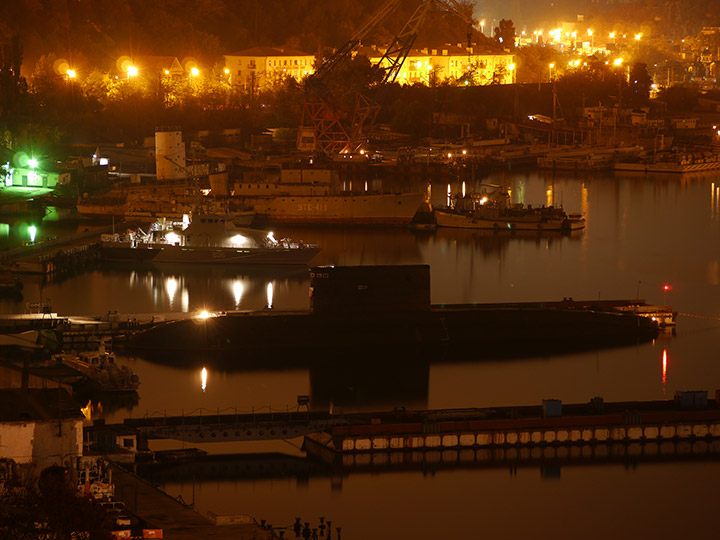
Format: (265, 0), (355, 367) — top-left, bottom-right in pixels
(299, 0), (479, 156)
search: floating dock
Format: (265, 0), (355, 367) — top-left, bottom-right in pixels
(304, 392), (720, 462)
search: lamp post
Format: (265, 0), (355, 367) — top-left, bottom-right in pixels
(549, 63), (555, 82)
(634, 33), (642, 58)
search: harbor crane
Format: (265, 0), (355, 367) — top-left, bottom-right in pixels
(298, 0), (478, 156)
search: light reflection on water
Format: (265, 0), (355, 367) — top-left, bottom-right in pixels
(4, 170), (720, 539)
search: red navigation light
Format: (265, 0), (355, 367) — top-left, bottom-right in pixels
(663, 285), (671, 291)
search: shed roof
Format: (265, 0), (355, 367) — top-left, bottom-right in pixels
(227, 46), (313, 57)
(0, 388), (84, 422)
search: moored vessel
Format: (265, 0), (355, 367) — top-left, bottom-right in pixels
(435, 190), (585, 232)
(100, 212), (320, 265)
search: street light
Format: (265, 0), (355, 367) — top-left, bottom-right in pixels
(549, 63), (555, 81)
(190, 67), (200, 77)
(127, 65), (137, 78)
(635, 33), (642, 57)
(66, 69), (76, 79)
(481, 20), (485, 36)
(614, 58), (623, 67)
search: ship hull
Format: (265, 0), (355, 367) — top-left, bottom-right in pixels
(435, 209), (583, 231)
(100, 243), (320, 265)
(238, 192), (425, 225)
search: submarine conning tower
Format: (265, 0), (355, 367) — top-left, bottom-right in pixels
(310, 265), (431, 314)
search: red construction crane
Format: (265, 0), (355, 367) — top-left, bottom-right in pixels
(298, 0), (477, 156)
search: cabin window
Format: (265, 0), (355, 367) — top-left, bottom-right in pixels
(123, 438), (134, 448)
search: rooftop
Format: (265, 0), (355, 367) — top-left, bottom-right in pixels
(0, 388), (84, 422)
(227, 46), (313, 57)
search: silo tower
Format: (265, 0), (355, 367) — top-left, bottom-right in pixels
(155, 126), (186, 180)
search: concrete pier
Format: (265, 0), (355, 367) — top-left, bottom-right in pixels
(108, 461), (273, 540)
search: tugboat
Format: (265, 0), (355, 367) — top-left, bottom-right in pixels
(435, 190), (585, 232)
(52, 341), (139, 393)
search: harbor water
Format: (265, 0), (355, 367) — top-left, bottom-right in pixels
(3, 169), (720, 538)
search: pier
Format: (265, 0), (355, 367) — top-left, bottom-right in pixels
(87, 393), (720, 459)
(304, 393), (720, 459)
(107, 461), (273, 540)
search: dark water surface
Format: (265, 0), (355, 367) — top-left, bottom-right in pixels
(3, 170), (720, 538)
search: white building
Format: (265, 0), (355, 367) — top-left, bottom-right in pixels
(224, 46), (315, 91)
(0, 389), (84, 472)
(358, 43), (515, 85)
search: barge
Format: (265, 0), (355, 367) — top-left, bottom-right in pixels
(129, 265), (662, 359)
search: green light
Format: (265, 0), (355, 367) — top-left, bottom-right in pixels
(27, 158), (38, 169)
(29, 225), (37, 243)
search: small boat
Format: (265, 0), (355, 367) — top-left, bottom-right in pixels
(100, 211), (320, 266)
(52, 342), (139, 393)
(435, 190), (585, 232)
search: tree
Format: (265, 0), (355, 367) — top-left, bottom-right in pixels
(626, 62), (653, 107)
(0, 33), (27, 121)
(493, 19), (516, 49)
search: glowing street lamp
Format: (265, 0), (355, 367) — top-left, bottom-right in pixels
(66, 69), (76, 79)
(549, 62), (555, 81)
(27, 158), (38, 169)
(614, 58), (623, 67)
(190, 67), (200, 77)
(507, 63), (515, 83)
(635, 33), (642, 57)
(481, 20), (485, 36)
(127, 65), (137, 78)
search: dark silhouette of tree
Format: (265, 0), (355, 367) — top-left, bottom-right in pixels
(0, 33), (27, 121)
(626, 62), (652, 107)
(493, 19), (516, 49)
(1, 465), (112, 540)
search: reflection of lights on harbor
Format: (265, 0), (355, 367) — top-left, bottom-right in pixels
(266, 282), (274, 309)
(196, 310), (217, 320)
(233, 280), (244, 307)
(201, 367), (207, 392)
(712, 183), (720, 221)
(447, 183), (451, 207)
(662, 348), (668, 392)
(166, 277), (178, 305)
(546, 187), (553, 207)
(28, 225), (37, 243)
(182, 290), (189, 312)
(462, 181), (466, 197)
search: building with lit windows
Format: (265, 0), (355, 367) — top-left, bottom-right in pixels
(358, 44), (516, 85)
(224, 47), (315, 91)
